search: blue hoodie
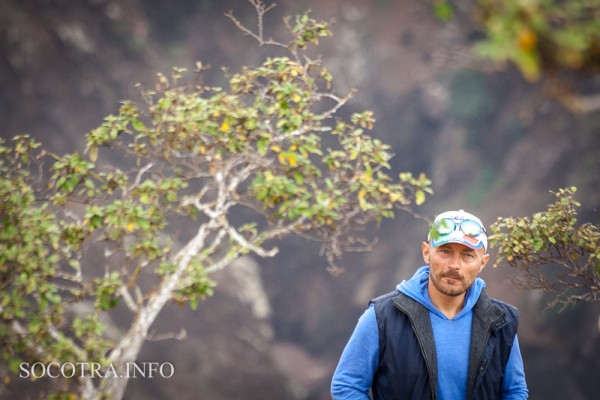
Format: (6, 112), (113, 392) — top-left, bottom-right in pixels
(331, 266), (528, 399)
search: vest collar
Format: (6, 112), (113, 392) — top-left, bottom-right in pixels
(390, 289), (510, 400)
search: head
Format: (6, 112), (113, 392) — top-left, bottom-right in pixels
(422, 210), (490, 297)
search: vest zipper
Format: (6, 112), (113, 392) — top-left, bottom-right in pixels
(401, 308), (438, 400)
(470, 318), (500, 399)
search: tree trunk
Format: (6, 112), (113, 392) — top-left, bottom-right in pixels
(92, 222), (215, 400)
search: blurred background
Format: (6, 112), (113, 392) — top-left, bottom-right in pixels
(1, 0), (599, 399)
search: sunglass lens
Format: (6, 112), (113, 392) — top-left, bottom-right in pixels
(434, 219), (454, 235)
(461, 220), (482, 237)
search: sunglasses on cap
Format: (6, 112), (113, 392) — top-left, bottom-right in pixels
(431, 218), (486, 238)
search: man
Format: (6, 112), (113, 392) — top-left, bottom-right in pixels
(331, 210), (528, 399)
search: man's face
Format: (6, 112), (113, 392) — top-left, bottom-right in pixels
(422, 242), (489, 297)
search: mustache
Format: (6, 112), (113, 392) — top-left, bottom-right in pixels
(439, 270), (464, 281)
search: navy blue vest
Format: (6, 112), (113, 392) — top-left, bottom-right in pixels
(370, 290), (518, 400)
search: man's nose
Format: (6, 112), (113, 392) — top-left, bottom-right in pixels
(447, 254), (461, 269)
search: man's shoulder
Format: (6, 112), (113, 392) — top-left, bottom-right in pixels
(479, 291), (520, 326)
(369, 290), (402, 306)
(369, 290), (423, 317)
(487, 294), (519, 316)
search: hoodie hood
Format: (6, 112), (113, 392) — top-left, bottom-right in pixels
(397, 265), (486, 320)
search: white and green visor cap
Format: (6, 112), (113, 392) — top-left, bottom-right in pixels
(427, 209), (487, 251)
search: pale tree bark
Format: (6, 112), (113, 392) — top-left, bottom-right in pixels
(95, 154), (281, 399)
(96, 221), (216, 400)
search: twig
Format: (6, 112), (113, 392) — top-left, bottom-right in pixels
(225, 1), (288, 48)
(147, 328), (187, 342)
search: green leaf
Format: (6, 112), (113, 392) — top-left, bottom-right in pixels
(293, 171), (305, 185)
(63, 175), (80, 193)
(257, 139), (269, 156)
(415, 190), (426, 206)
(89, 146), (98, 163)
(244, 119), (256, 130)
(166, 191), (177, 203)
(132, 119), (146, 132)
(139, 193), (152, 204)
(433, 1), (454, 22)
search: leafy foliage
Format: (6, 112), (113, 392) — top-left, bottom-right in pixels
(0, 2), (431, 398)
(432, 0), (600, 81)
(473, 0), (600, 81)
(490, 187), (600, 308)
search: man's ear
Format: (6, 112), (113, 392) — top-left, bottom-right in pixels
(422, 242), (430, 264)
(479, 252), (490, 273)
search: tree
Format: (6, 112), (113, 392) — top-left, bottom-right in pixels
(0, 1), (432, 398)
(431, 0), (600, 112)
(432, 0), (600, 81)
(490, 187), (600, 309)
(472, 0), (600, 82)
